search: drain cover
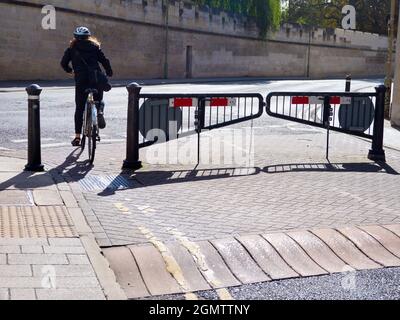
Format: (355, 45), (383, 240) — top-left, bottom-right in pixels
(79, 174), (136, 192)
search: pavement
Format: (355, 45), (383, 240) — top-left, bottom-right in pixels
(1, 78), (400, 300)
(0, 156), (126, 300)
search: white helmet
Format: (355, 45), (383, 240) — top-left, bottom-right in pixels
(74, 27), (91, 39)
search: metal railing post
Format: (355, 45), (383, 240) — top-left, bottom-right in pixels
(123, 82), (142, 170)
(25, 84), (44, 172)
(368, 85), (387, 162)
(345, 74), (352, 92)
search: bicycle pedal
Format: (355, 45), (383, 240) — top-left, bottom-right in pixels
(96, 136), (101, 142)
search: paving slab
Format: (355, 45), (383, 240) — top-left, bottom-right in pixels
(211, 238), (270, 284)
(197, 241), (242, 289)
(59, 191), (78, 208)
(53, 277), (100, 289)
(0, 172), (56, 190)
(287, 230), (353, 273)
(338, 226), (400, 267)
(0, 265), (32, 277)
(32, 265), (95, 277)
(103, 247), (149, 299)
(32, 190), (64, 206)
(359, 225), (400, 257)
(237, 235), (299, 280)
(384, 225), (400, 238)
(0, 206), (77, 238)
(129, 245), (182, 296)
(0, 246), (21, 254)
(0, 277), (43, 288)
(10, 289), (36, 300)
(22, 246), (44, 253)
(0, 289), (9, 300)
(36, 288), (105, 300)
(0, 157), (25, 172)
(166, 242), (211, 292)
(0, 206), (25, 237)
(7, 254), (69, 265)
(0, 190), (33, 206)
(311, 228), (381, 270)
(262, 233), (327, 277)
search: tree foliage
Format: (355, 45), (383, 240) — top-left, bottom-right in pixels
(283, 0), (391, 35)
(192, 0), (282, 36)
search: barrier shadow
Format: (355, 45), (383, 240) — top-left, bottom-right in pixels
(0, 148), (93, 191)
(97, 166), (262, 197)
(263, 161), (399, 175)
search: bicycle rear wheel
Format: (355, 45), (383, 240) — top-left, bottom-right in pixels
(88, 125), (97, 164)
(81, 102), (91, 151)
(81, 134), (86, 151)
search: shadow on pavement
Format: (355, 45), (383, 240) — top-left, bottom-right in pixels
(263, 162), (399, 175)
(97, 166), (262, 197)
(0, 148), (93, 190)
(96, 160), (398, 197)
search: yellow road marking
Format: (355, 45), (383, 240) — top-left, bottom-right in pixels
(170, 229), (234, 301)
(137, 226), (199, 300)
(114, 203), (130, 213)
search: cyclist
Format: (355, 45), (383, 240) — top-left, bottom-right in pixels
(61, 27), (113, 147)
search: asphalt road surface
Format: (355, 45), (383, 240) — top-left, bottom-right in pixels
(0, 78), (382, 151)
(146, 267), (400, 300)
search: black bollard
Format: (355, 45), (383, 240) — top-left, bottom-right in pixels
(123, 82), (143, 170)
(368, 85), (386, 162)
(345, 74), (351, 92)
(25, 84), (44, 172)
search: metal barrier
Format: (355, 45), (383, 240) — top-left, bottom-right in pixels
(123, 83), (264, 170)
(266, 85), (386, 162)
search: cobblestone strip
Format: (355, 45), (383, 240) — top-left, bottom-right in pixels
(104, 225), (400, 299)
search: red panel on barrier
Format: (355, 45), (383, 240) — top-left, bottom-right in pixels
(292, 96), (351, 105)
(173, 98), (194, 107)
(292, 96), (309, 104)
(210, 98), (229, 106)
(330, 97), (341, 104)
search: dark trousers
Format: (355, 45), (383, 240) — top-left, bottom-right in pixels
(75, 85), (103, 134)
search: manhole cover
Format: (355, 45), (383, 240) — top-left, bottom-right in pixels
(79, 174), (136, 192)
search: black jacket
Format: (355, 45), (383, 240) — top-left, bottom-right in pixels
(61, 40), (113, 84)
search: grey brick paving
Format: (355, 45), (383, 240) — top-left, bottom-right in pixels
(8, 254), (69, 265)
(0, 238), (104, 300)
(0, 265), (32, 277)
(36, 288), (105, 300)
(37, 122), (400, 247)
(0, 289), (9, 300)
(10, 289), (36, 300)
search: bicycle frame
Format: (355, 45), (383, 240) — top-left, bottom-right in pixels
(86, 92), (98, 131)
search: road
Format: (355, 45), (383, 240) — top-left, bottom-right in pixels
(148, 267), (400, 300)
(0, 78), (382, 151)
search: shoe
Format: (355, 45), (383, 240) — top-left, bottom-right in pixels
(98, 113), (106, 129)
(71, 137), (81, 147)
(97, 101), (106, 129)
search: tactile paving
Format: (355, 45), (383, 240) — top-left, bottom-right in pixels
(0, 206), (77, 238)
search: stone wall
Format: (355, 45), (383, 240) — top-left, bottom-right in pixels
(0, 0), (389, 81)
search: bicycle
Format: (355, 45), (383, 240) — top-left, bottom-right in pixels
(81, 88), (100, 164)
